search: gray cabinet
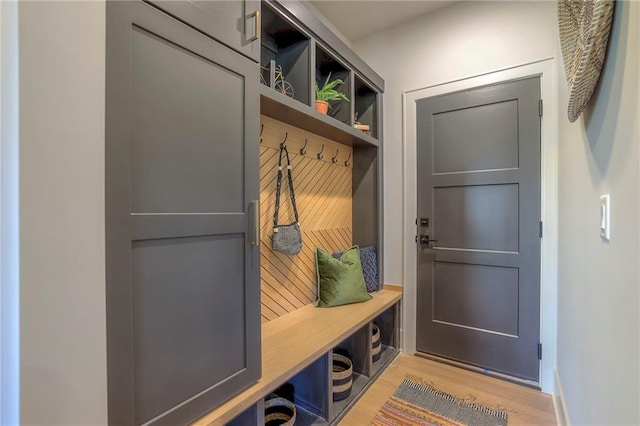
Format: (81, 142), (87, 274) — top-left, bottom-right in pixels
(105, 2), (260, 425)
(149, 0), (261, 61)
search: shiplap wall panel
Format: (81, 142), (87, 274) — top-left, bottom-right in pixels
(260, 115), (353, 322)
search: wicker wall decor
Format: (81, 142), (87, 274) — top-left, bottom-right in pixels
(558, 0), (615, 122)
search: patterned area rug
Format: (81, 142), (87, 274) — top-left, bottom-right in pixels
(371, 376), (509, 426)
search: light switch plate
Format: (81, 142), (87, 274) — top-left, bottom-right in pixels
(600, 194), (610, 241)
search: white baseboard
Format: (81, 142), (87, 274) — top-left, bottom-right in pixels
(553, 369), (570, 426)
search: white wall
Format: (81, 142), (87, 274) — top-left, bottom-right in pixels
(1, 1), (20, 424)
(556, 1), (639, 424)
(353, 0), (557, 288)
(19, 2), (107, 424)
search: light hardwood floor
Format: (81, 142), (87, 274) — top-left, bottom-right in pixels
(340, 354), (556, 425)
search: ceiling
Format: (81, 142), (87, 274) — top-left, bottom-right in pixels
(309, 0), (457, 42)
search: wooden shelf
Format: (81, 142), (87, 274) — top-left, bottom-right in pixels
(260, 85), (380, 149)
(192, 288), (402, 425)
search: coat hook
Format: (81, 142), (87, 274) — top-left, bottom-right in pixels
(300, 138), (308, 155)
(344, 152), (351, 167)
(317, 144), (325, 160)
(332, 149), (339, 163)
(260, 124), (263, 144)
(280, 131), (288, 149)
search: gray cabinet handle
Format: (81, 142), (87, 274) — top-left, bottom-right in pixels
(251, 200), (260, 246)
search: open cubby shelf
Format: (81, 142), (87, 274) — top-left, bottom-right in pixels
(354, 75), (379, 139)
(261, 3), (311, 106)
(315, 44), (351, 126)
(260, 2), (381, 143)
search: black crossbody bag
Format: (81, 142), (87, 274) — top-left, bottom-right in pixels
(271, 144), (302, 255)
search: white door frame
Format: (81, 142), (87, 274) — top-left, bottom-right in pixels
(402, 59), (558, 393)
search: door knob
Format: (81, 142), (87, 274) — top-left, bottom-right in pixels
(420, 235), (438, 245)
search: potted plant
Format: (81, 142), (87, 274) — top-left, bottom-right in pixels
(315, 73), (349, 114)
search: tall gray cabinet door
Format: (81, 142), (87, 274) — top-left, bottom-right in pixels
(106, 2), (260, 425)
(148, 0), (260, 61)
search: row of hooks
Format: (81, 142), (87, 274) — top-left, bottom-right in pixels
(260, 126), (352, 167)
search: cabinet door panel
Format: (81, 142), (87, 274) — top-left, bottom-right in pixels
(106, 2), (260, 425)
(132, 235), (246, 423)
(149, 0), (260, 62)
(131, 26), (245, 213)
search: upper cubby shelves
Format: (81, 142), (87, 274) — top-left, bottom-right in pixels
(315, 44), (351, 125)
(259, 1), (383, 148)
(354, 75), (378, 139)
(261, 5), (311, 106)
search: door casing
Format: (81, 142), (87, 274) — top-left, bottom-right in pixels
(402, 59), (558, 393)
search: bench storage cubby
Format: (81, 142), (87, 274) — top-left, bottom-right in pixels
(194, 288), (401, 425)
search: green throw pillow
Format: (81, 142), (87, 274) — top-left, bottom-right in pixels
(316, 246), (372, 308)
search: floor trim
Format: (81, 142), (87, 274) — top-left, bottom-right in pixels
(553, 369), (570, 426)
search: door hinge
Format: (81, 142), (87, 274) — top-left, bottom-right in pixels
(415, 235), (418, 243)
(538, 99), (543, 117)
(539, 221), (543, 238)
(538, 343), (543, 360)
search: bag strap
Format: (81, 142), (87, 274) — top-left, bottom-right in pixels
(273, 144), (299, 229)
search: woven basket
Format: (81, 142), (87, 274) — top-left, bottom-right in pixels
(558, 0), (615, 122)
(264, 397), (296, 426)
(372, 323), (381, 363)
(332, 352), (353, 401)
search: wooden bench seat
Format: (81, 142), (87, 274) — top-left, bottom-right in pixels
(193, 287), (402, 425)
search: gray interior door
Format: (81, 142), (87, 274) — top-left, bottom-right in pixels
(106, 2), (260, 424)
(416, 77), (541, 381)
(149, 0), (261, 62)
